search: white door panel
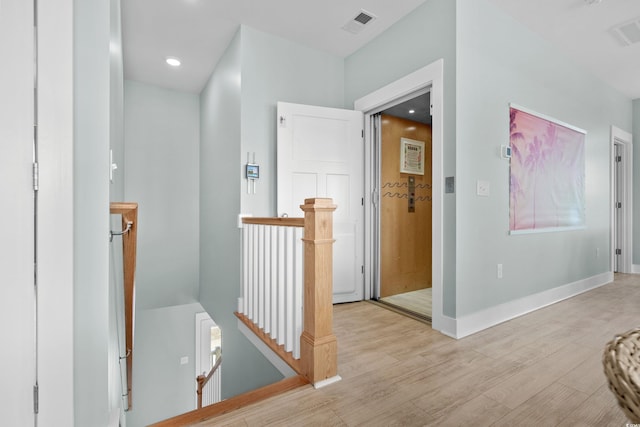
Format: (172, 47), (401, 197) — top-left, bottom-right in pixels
(277, 102), (364, 303)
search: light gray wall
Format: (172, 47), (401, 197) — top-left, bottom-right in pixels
(74, 0), (112, 424)
(199, 29), (284, 400)
(124, 80), (200, 310)
(240, 25), (346, 216)
(108, 0), (127, 422)
(344, 0), (458, 316)
(1, 1), (38, 425)
(634, 99), (640, 265)
(454, 0), (632, 316)
(126, 302), (205, 427)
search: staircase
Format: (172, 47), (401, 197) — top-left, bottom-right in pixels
(151, 198), (339, 425)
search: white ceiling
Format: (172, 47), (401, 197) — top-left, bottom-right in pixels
(122, 0), (429, 93)
(122, 0), (640, 99)
(486, 0), (640, 100)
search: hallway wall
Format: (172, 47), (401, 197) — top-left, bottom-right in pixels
(455, 0), (632, 318)
(124, 80), (201, 311)
(345, 0), (458, 316)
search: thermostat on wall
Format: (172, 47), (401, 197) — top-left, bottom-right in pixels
(501, 145), (512, 159)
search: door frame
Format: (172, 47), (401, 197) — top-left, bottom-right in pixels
(610, 126), (633, 273)
(354, 59), (444, 331)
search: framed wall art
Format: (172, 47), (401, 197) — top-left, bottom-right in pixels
(509, 104), (586, 234)
(400, 137), (425, 175)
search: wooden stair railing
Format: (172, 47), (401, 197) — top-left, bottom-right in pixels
(110, 202), (138, 409)
(196, 355), (222, 409)
(152, 198), (335, 426)
(239, 198), (338, 386)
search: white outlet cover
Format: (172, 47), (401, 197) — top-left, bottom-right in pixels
(477, 180), (490, 197)
(180, 356), (188, 365)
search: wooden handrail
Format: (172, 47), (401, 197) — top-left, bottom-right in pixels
(196, 355), (222, 409)
(110, 202), (138, 410)
(242, 217), (304, 227)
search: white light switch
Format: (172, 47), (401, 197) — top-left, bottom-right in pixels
(477, 180), (490, 197)
(180, 356), (188, 365)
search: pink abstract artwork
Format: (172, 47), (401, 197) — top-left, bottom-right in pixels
(509, 106), (585, 232)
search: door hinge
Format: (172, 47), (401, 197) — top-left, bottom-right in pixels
(361, 265), (364, 274)
(361, 129), (364, 138)
(33, 383), (39, 414)
(32, 162), (39, 191)
(616, 249), (622, 255)
(617, 202), (622, 209)
(430, 103), (434, 116)
(361, 197), (364, 206)
(617, 155), (622, 162)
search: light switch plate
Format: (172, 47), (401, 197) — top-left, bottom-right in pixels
(477, 180), (490, 196)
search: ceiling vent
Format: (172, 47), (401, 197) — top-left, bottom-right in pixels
(610, 18), (640, 46)
(342, 10), (377, 35)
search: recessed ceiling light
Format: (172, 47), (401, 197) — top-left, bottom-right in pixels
(409, 109), (415, 114)
(165, 57), (181, 67)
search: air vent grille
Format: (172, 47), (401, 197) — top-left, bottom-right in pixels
(611, 18), (640, 46)
(342, 10), (377, 35)
(354, 12), (374, 25)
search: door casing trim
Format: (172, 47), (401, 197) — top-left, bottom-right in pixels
(354, 59), (445, 332)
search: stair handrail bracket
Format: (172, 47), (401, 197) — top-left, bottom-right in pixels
(299, 198), (338, 385)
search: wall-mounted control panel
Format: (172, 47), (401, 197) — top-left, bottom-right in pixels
(408, 176), (415, 213)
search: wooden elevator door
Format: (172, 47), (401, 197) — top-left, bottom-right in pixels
(380, 114), (432, 298)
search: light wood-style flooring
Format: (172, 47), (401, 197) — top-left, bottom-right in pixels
(195, 274), (640, 426)
(380, 288), (432, 319)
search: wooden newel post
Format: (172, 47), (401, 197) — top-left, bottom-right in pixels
(299, 198), (338, 385)
(196, 375), (205, 409)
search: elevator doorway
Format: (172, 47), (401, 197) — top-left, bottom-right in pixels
(376, 93), (433, 321)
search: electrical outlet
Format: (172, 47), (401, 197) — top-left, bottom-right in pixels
(497, 263), (503, 279)
(477, 180), (490, 197)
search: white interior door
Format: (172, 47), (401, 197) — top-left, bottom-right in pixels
(0, 0), (36, 424)
(277, 102), (364, 303)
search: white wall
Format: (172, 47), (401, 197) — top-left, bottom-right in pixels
(344, 0), (633, 326)
(73, 0), (113, 424)
(344, 0), (458, 316)
(124, 80), (201, 311)
(0, 1), (37, 425)
(199, 29), (285, 400)
(634, 99), (640, 265)
(240, 25), (346, 216)
(123, 80), (201, 425)
(108, 0), (127, 422)
(126, 303), (205, 427)
(455, 0), (632, 317)
(39, 0), (76, 424)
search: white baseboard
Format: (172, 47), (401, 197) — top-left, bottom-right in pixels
(632, 265), (640, 274)
(313, 375), (342, 389)
(442, 272), (613, 339)
(237, 319), (298, 378)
